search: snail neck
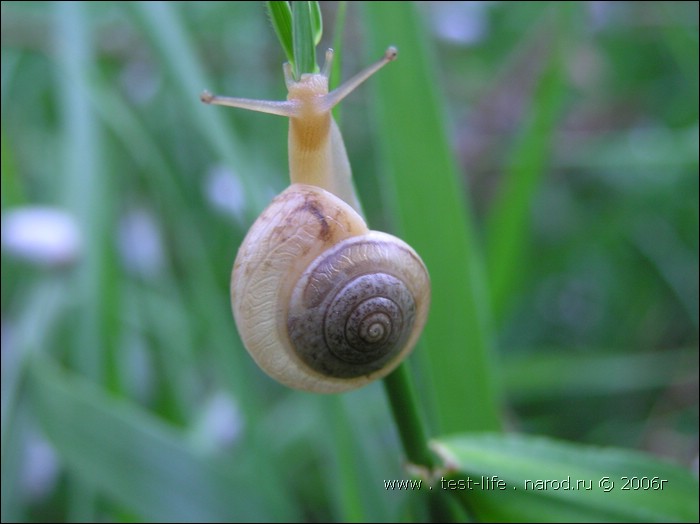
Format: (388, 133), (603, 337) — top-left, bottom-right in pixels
(287, 75), (361, 213)
(287, 101), (332, 187)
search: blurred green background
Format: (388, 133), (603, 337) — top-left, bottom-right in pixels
(1, 1), (697, 522)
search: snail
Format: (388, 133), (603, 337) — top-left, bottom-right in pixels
(201, 47), (430, 393)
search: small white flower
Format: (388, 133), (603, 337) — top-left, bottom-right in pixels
(118, 207), (164, 278)
(1, 206), (82, 267)
(190, 391), (244, 452)
(204, 164), (247, 223)
(428, 2), (489, 45)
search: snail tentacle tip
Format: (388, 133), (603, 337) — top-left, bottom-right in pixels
(200, 90), (214, 104)
(385, 46), (398, 61)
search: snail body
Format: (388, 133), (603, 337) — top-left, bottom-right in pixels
(203, 48), (430, 393)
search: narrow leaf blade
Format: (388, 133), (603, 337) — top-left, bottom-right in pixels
(486, 5), (572, 320)
(310, 0), (322, 47)
(433, 433), (699, 523)
(292, 1), (318, 77)
(266, 1), (294, 66)
(29, 357), (290, 522)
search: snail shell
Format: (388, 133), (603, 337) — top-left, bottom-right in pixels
(231, 184), (430, 393)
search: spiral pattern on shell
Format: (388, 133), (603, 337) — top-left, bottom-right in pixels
(287, 236), (423, 378)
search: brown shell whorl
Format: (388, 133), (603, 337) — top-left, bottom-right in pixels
(287, 233), (429, 379)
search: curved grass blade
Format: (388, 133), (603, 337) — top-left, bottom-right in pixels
(266, 1), (294, 66)
(433, 433), (699, 523)
(486, 4), (573, 322)
(310, 0), (322, 46)
(329, 1), (347, 94)
(29, 356), (295, 522)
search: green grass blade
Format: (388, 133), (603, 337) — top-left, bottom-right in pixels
(266, 1), (294, 66)
(292, 1), (318, 77)
(53, 3), (111, 518)
(55, 0), (108, 381)
(1, 130), (23, 209)
(363, 3), (501, 434)
(433, 433), (699, 522)
(1, 404), (28, 522)
(29, 356), (292, 521)
(2, 275), (68, 522)
(324, 396), (365, 522)
(329, 1), (347, 94)
(485, 4), (573, 321)
(309, 0), (322, 46)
